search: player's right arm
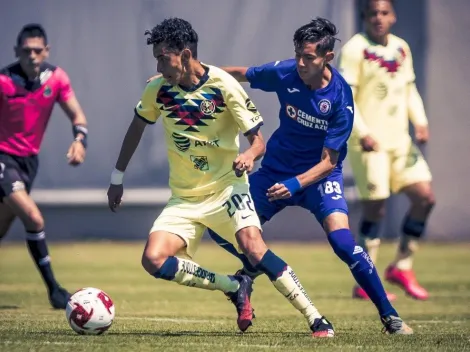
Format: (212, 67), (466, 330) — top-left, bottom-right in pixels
(107, 80), (161, 212)
(220, 67), (249, 82)
(224, 60), (286, 92)
(338, 41), (378, 152)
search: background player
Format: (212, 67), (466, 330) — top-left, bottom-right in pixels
(0, 24), (88, 308)
(338, 0), (434, 301)
(107, 18), (334, 337)
(208, 17), (412, 334)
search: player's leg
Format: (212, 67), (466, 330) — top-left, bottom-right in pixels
(0, 202), (16, 242)
(386, 144), (435, 299)
(3, 192), (70, 308)
(141, 195), (254, 332)
(208, 169), (282, 279)
(304, 171), (412, 334)
(348, 148), (396, 300)
(0, 154), (69, 309)
(209, 183), (334, 338)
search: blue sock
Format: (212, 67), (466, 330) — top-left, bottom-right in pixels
(153, 256), (179, 280)
(255, 250), (288, 281)
(327, 229), (398, 318)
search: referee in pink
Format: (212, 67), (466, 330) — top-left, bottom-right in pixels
(0, 24), (89, 309)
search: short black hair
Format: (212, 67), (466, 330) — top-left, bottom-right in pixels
(362, 0), (395, 14)
(293, 17), (339, 56)
(16, 23), (48, 47)
(145, 18), (198, 58)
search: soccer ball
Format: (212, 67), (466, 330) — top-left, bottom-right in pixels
(65, 287), (115, 335)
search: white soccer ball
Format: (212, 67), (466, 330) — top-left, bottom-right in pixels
(65, 287), (115, 335)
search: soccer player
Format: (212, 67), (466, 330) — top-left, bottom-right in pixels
(338, 0), (434, 301)
(206, 17), (413, 334)
(0, 24), (88, 308)
(107, 18), (334, 337)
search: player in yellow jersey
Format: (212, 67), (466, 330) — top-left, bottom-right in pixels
(107, 18), (333, 337)
(338, 0), (435, 301)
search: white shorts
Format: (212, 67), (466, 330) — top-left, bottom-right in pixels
(150, 182), (261, 258)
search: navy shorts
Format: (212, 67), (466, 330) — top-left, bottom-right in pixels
(0, 152), (38, 202)
(250, 167), (348, 225)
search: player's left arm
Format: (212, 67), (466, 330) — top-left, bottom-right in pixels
(224, 77), (265, 176)
(234, 129), (265, 177)
(408, 82), (428, 143)
(56, 69), (88, 166)
(405, 45), (429, 144)
(267, 93), (353, 201)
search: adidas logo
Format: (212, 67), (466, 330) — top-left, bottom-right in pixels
(353, 246), (363, 255)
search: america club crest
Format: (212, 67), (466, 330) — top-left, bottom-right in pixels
(318, 99), (331, 115)
(200, 99), (216, 115)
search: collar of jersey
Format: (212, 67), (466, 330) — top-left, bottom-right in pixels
(12, 62), (54, 82)
(178, 63), (210, 92)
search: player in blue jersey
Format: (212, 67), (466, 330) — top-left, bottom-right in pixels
(209, 17), (413, 335)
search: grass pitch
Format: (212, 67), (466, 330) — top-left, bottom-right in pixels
(1, 241), (469, 351)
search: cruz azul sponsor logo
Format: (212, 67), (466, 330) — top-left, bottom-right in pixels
(285, 104), (328, 131)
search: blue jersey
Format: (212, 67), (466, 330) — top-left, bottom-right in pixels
(246, 59), (354, 176)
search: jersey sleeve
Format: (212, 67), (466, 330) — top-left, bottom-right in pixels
(337, 41), (362, 87)
(403, 43), (416, 84)
(134, 80), (162, 124)
(55, 68), (75, 103)
(324, 86), (354, 151)
(245, 61), (285, 92)
(224, 78), (264, 135)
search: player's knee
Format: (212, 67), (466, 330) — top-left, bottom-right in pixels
(236, 227), (267, 264)
(362, 200), (386, 222)
(141, 248), (168, 274)
(416, 191), (436, 214)
(23, 210), (44, 233)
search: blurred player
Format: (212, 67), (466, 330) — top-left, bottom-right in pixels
(338, 0), (434, 301)
(0, 24), (88, 308)
(206, 17), (412, 334)
(107, 18), (334, 337)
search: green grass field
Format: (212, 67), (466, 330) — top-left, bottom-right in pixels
(1, 241), (469, 351)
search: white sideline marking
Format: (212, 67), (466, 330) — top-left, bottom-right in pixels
(2, 340), (282, 349)
(118, 316), (225, 324)
(3, 341), (77, 346)
(184, 342), (282, 349)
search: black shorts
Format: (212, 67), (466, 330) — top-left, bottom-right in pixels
(0, 152), (39, 202)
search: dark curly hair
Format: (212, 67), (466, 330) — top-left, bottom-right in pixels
(293, 17), (339, 56)
(145, 18), (198, 58)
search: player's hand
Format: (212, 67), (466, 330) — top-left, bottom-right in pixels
(414, 125), (429, 144)
(66, 140), (86, 166)
(360, 135), (379, 152)
(267, 183), (292, 201)
(146, 74), (162, 83)
(233, 152), (255, 177)
(107, 184), (124, 212)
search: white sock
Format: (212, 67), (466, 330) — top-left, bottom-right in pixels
(167, 257), (240, 293)
(394, 236), (419, 271)
(271, 266), (322, 327)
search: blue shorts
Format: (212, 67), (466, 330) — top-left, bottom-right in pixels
(250, 167), (348, 225)
(208, 166), (349, 271)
